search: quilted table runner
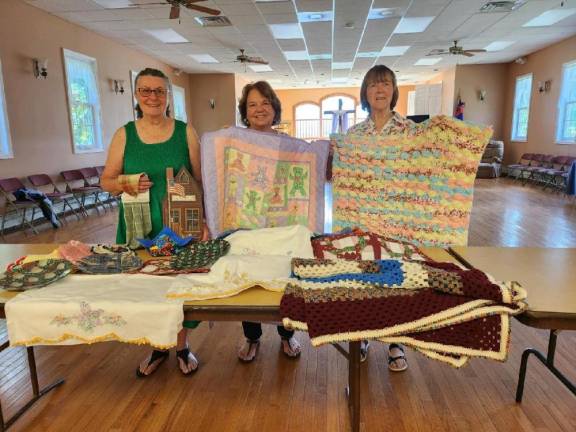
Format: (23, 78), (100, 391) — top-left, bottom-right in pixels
(332, 115), (491, 246)
(5, 274), (184, 349)
(281, 258), (526, 367)
(201, 127), (329, 237)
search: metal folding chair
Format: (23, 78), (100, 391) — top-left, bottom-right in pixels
(0, 177), (41, 239)
(60, 169), (107, 216)
(27, 174), (83, 223)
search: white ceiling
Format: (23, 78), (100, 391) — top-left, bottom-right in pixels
(24, 0), (576, 88)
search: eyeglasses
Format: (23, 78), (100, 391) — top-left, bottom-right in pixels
(138, 87), (168, 98)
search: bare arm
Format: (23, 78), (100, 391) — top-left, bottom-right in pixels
(101, 126), (152, 195)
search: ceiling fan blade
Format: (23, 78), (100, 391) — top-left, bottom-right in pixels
(249, 58), (269, 65)
(169, 5), (180, 19)
(464, 49), (487, 53)
(186, 4), (221, 15)
(426, 51), (448, 56)
(461, 52), (475, 57)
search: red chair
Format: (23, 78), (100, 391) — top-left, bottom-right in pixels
(27, 174), (83, 223)
(60, 169), (106, 216)
(0, 177), (40, 238)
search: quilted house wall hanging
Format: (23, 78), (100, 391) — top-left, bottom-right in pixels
(332, 115), (492, 247)
(201, 127), (329, 237)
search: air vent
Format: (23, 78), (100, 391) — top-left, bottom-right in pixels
(479, 1), (526, 13)
(194, 16), (232, 27)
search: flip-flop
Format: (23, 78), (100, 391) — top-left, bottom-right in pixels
(238, 339), (260, 363)
(388, 343), (408, 372)
(136, 350), (169, 378)
(360, 340), (370, 363)
(281, 337), (301, 359)
(176, 348), (199, 376)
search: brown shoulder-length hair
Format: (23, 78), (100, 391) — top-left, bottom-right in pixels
(238, 81), (282, 127)
(359, 65), (399, 114)
(134, 68), (171, 119)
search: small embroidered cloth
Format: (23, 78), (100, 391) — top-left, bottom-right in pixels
(0, 259), (72, 291)
(225, 225), (314, 258)
(171, 239), (230, 271)
(5, 274), (184, 349)
(201, 127), (329, 237)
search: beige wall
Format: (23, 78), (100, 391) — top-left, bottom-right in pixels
(0, 0), (192, 180)
(427, 66), (456, 117)
(503, 35), (576, 164)
(276, 85), (414, 136)
(187, 73), (237, 137)
(453, 64), (508, 140)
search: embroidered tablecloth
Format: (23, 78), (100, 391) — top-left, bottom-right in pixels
(201, 127), (329, 237)
(281, 258), (526, 367)
(333, 115), (491, 246)
(5, 274), (184, 349)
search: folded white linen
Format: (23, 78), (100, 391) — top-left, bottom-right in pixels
(225, 225), (314, 258)
(5, 274), (183, 349)
(167, 254), (293, 300)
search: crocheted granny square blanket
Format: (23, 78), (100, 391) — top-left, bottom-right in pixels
(281, 258), (526, 367)
(332, 115), (492, 247)
(201, 127), (329, 237)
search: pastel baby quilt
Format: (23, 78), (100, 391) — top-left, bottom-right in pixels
(201, 127), (329, 237)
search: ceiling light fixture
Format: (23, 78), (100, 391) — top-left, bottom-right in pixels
(414, 57), (442, 66)
(523, 8), (576, 27)
(484, 41), (515, 51)
(393, 17), (435, 34)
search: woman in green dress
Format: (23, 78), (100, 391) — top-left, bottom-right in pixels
(101, 68), (206, 376)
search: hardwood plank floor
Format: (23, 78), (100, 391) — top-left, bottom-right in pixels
(1, 178), (575, 432)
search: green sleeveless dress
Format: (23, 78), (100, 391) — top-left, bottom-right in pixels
(117, 119), (199, 329)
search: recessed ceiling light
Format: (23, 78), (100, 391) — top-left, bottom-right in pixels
(284, 50), (309, 61)
(332, 62), (353, 69)
(188, 54), (219, 64)
(414, 57), (442, 66)
(249, 64), (274, 72)
(394, 16), (435, 34)
(356, 52), (381, 58)
(93, 0), (134, 7)
(269, 23), (303, 39)
(380, 46), (410, 56)
(332, 77), (348, 83)
(310, 53), (332, 60)
(484, 41), (515, 51)
(368, 8), (399, 19)
(297, 11), (333, 22)
(144, 29), (188, 44)
(523, 8), (576, 27)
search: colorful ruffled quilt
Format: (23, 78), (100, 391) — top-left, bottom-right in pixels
(281, 258), (526, 367)
(201, 127), (329, 237)
(332, 115), (491, 246)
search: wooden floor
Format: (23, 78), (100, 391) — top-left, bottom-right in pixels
(1, 178), (575, 431)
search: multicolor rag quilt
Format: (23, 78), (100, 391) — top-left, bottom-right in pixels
(201, 127), (329, 237)
(280, 258), (526, 367)
(333, 115), (491, 246)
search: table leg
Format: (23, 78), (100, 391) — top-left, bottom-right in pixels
(346, 341), (361, 432)
(516, 329), (576, 402)
(0, 347), (65, 431)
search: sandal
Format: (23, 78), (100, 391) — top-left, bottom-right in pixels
(388, 343), (408, 372)
(136, 349), (169, 378)
(360, 340), (370, 363)
(281, 337), (301, 359)
(176, 348), (199, 376)
(238, 339), (260, 363)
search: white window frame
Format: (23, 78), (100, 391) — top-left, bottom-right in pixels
(63, 48), (103, 154)
(511, 73), (533, 142)
(172, 84), (187, 122)
(0, 58), (13, 159)
(556, 60), (576, 144)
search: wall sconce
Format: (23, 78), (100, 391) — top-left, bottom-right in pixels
(538, 80), (552, 93)
(113, 79), (125, 95)
(33, 58), (48, 79)
(478, 89), (487, 102)
(173, 68), (183, 77)
(514, 57), (527, 65)
(209, 98), (215, 109)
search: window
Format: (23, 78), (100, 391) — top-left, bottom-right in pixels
(511, 74), (533, 141)
(0, 58), (13, 159)
(556, 60), (576, 144)
(185, 208), (200, 231)
(355, 104), (368, 124)
(171, 209), (180, 224)
(63, 49), (103, 153)
(321, 95), (356, 137)
(172, 84), (187, 122)
(294, 103), (320, 139)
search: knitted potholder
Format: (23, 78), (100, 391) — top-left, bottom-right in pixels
(171, 239), (230, 271)
(76, 254), (143, 274)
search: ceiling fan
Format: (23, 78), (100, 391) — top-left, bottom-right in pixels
(133, 1), (221, 20)
(236, 49), (268, 65)
(426, 40), (487, 57)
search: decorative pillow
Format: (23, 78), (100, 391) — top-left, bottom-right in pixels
(225, 225), (314, 258)
(332, 115), (491, 247)
(311, 229), (429, 261)
(201, 127), (329, 237)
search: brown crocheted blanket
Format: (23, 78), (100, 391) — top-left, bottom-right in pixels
(280, 258), (527, 367)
